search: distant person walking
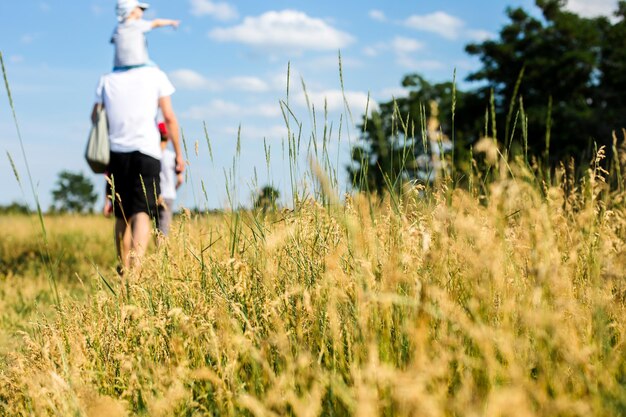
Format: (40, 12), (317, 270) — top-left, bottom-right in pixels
(157, 121), (183, 237)
(92, 66), (184, 272)
(112, 0), (179, 71)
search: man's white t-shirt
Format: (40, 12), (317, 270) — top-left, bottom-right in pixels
(95, 67), (175, 161)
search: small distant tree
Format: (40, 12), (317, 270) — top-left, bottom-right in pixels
(0, 201), (30, 215)
(254, 185), (280, 212)
(51, 171), (98, 214)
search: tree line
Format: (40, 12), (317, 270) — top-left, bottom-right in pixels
(348, 0), (626, 193)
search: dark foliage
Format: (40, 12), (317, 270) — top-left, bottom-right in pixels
(50, 171), (98, 214)
(349, 0), (626, 191)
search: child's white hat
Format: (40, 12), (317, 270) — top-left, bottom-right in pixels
(116, 0), (150, 22)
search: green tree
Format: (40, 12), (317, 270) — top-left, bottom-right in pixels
(465, 0), (615, 163)
(596, 1), (626, 142)
(348, 74), (471, 193)
(51, 171), (98, 214)
(348, 1), (626, 193)
(254, 185), (280, 212)
(0, 201), (30, 215)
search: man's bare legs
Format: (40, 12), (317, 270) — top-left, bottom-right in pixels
(115, 212), (152, 272)
(115, 218), (131, 271)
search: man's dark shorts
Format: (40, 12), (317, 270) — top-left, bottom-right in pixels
(107, 151), (161, 223)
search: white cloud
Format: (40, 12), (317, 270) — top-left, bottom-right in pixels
(254, 103), (282, 118)
(454, 59), (480, 71)
(362, 37), (423, 66)
(404, 12), (464, 40)
(169, 69), (220, 90)
(224, 124), (288, 141)
(466, 29), (495, 42)
(269, 72), (291, 92)
(229, 76), (269, 93)
(182, 99), (282, 121)
(169, 69), (272, 93)
(377, 87), (410, 101)
(189, 0), (238, 21)
(39, 2), (51, 12)
(362, 46), (379, 57)
(209, 10), (355, 52)
(369, 9), (387, 22)
(20, 34), (36, 44)
(91, 4), (104, 16)
(390, 37), (426, 68)
(362, 41), (387, 58)
(403, 11), (496, 42)
(302, 54), (363, 72)
(182, 100), (240, 120)
(9, 55), (24, 64)
(564, 0), (617, 18)
(295, 89), (373, 115)
(396, 57), (445, 71)
(391, 37), (423, 54)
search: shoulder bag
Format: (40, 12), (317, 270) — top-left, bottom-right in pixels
(85, 105), (109, 173)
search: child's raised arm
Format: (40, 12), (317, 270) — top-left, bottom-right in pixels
(151, 19), (180, 29)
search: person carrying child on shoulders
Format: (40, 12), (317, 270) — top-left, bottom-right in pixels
(112, 0), (179, 71)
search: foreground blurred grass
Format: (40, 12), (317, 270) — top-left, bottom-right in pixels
(0, 158), (625, 416)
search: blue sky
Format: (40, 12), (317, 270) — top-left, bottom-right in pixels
(0, 0), (619, 211)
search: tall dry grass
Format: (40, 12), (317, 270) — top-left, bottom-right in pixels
(1, 48), (624, 416)
(0, 216), (115, 363)
(0, 150), (624, 416)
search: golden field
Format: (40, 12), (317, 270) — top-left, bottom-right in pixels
(0, 156), (625, 416)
